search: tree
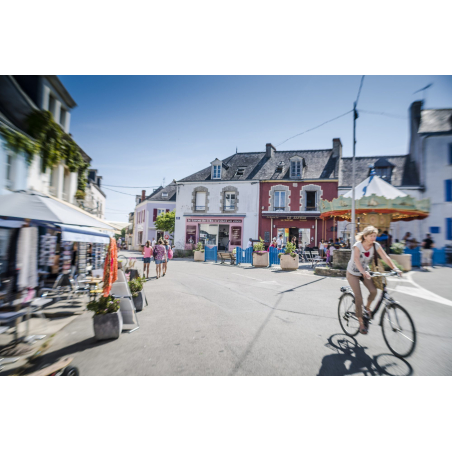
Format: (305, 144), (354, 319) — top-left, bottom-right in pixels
(154, 210), (175, 235)
(121, 227), (126, 239)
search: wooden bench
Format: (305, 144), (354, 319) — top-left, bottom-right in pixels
(218, 252), (236, 265)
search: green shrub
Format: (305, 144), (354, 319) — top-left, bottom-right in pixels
(194, 242), (204, 252)
(253, 237), (266, 252)
(380, 259), (404, 272)
(390, 242), (405, 255)
(281, 242), (297, 258)
(87, 294), (120, 316)
(128, 278), (144, 297)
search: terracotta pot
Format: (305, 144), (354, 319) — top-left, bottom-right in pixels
(389, 253), (412, 271)
(253, 252), (269, 267)
(280, 254), (299, 271)
(194, 251), (205, 262)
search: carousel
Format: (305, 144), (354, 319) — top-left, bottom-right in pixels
(320, 169), (430, 234)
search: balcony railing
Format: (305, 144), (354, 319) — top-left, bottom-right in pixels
(306, 206), (316, 211)
(274, 207), (286, 211)
(223, 204), (236, 211)
(195, 205), (206, 211)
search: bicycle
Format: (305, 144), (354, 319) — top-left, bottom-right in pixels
(338, 270), (417, 358)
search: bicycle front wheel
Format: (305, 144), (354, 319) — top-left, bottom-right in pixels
(338, 293), (360, 337)
(381, 304), (416, 358)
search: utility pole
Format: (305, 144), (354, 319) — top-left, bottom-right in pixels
(351, 102), (358, 241)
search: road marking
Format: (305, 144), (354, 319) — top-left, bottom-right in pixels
(232, 273), (262, 281)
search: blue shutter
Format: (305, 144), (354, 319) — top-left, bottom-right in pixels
(449, 144), (452, 165)
(447, 218), (452, 241)
(446, 180), (452, 202)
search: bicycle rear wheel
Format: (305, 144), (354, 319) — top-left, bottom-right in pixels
(381, 304), (416, 358)
(338, 293), (360, 337)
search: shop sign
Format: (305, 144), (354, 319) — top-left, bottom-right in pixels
(187, 218), (242, 223)
(231, 226), (242, 246)
(264, 231), (270, 242)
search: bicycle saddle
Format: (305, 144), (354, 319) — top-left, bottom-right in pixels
(340, 286), (352, 293)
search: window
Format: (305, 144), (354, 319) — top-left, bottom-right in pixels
(60, 108), (67, 129)
(162, 192), (168, 198)
(449, 144), (452, 165)
(5, 154), (12, 189)
(306, 191), (316, 211)
(48, 95), (56, 117)
(213, 165), (221, 179)
(447, 218), (452, 241)
(157, 208), (165, 216)
(274, 191), (286, 211)
(291, 161), (301, 177)
(196, 191), (206, 210)
(224, 192), (236, 210)
(430, 227), (440, 234)
(235, 167), (246, 176)
(375, 167), (392, 181)
(445, 179), (452, 202)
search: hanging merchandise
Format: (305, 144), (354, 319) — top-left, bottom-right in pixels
(39, 233), (57, 267)
(102, 238), (118, 296)
(92, 243), (105, 270)
(17, 226), (38, 291)
(60, 241), (72, 275)
(78, 242), (87, 277)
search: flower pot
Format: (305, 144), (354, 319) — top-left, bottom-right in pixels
(132, 289), (146, 312)
(194, 251), (205, 262)
(93, 311), (123, 341)
(253, 251), (269, 267)
(389, 253), (412, 271)
(280, 254), (299, 271)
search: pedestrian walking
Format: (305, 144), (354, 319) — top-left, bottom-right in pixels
(421, 233), (435, 271)
(247, 238), (253, 248)
(153, 238), (167, 279)
(142, 240), (153, 279)
(151, 237), (156, 247)
(319, 240), (325, 257)
(291, 235), (297, 249)
(276, 234), (283, 250)
(162, 239), (171, 277)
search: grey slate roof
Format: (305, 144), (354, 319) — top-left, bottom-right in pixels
(418, 109), (452, 134)
(339, 155), (420, 188)
(146, 182), (177, 202)
(178, 148), (338, 182)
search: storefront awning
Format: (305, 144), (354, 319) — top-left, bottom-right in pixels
(57, 224), (111, 244)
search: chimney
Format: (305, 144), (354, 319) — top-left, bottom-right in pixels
(141, 190), (146, 202)
(332, 138), (342, 158)
(266, 143), (276, 158)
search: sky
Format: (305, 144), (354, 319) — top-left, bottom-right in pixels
(58, 75), (452, 222)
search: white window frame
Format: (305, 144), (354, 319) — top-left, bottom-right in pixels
(224, 192), (236, 210)
(290, 160), (301, 177)
(274, 191), (286, 211)
(157, 208), (166, 216)
(195, 191), (206, 211)
(5, 153), (13, 189)
(213, 165), (221, 179)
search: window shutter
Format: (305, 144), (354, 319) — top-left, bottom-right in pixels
(153, 209), (157, 221)
(447, 218), (452, 241)
(446, 180), (452, 202)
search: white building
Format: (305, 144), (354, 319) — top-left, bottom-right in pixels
(0, 75), (106, 215)
(174, 155), (260, 251)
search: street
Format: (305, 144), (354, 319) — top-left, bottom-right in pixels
(28, 252), (452, 376)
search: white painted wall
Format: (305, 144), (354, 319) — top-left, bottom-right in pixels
(174, 181), (260, 250)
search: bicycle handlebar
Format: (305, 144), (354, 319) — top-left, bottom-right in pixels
(368, 270), (399, 277)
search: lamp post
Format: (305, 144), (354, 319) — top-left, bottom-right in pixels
(351, 102), (358, 241)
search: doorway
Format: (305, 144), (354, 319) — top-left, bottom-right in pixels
(298, 228), (311, 248)
(289, 228), (299, 248)
(218, 225), (229, 251)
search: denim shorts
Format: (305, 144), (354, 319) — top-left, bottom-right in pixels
(143, 257), (151, 263)
(155, 259), (164, 264)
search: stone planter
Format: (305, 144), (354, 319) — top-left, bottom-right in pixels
(132, 289), (146, 312)
(194, 251), (205, 262)
(332, 249), (351, 270)
(280, 254), (299, 271)
(389, 253), (412, 271)
(253, 252), (269, 267)
(93, 311), (123, 341)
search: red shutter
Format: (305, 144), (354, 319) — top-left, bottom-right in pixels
(153, 209), (157, 221)
(166, 209), (170, 213)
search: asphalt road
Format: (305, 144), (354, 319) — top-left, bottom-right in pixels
(33, 253), (452, 376)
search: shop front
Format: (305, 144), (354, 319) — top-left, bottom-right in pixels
(184, 216), (244, 251)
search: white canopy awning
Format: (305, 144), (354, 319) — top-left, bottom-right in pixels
(343, 174), (408, 200)
(57, 224), (111, 244)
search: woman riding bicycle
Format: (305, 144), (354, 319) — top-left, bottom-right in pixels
(346, 226), (402, 335)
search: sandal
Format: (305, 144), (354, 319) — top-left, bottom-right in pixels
(364, 307), (373, 320)
(359, 325), (368, 335)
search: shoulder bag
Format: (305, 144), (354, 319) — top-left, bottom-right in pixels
(370, 243), (386, 290)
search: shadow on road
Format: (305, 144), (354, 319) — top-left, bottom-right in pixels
(317, 334), (413, 376)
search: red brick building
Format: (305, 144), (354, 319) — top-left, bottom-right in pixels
(257, 139), (342, 248)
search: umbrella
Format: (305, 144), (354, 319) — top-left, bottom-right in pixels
(0, 190), (114, 230)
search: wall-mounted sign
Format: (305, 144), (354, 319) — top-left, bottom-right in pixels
(186, 225), (196, 244)
(264, 231), (270, 243)
(230, 226), (242, 246)
(187, 218), (242, 223)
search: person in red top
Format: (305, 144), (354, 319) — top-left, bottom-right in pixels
(142, 240), (153, 279)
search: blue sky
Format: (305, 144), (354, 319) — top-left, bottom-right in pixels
(59, 75), (452, 221)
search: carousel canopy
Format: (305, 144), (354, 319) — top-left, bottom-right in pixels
(343, 173), (408, 200)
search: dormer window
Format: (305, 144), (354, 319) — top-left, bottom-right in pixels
(276, 161), (285, 172)
(289, 156), (303, 178)
(162, 192), (168, 198)
(372, 157), (395, 183)
(213, 165), (221, 179)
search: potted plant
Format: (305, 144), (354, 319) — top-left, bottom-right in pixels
(389, 242), (412, 271)
(87, 294), (122, 341)
(128, 277), (147, 311)
(194, 242), (205, 262)
(253, 237), (269, 267)
(279, 242), (299, 271)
